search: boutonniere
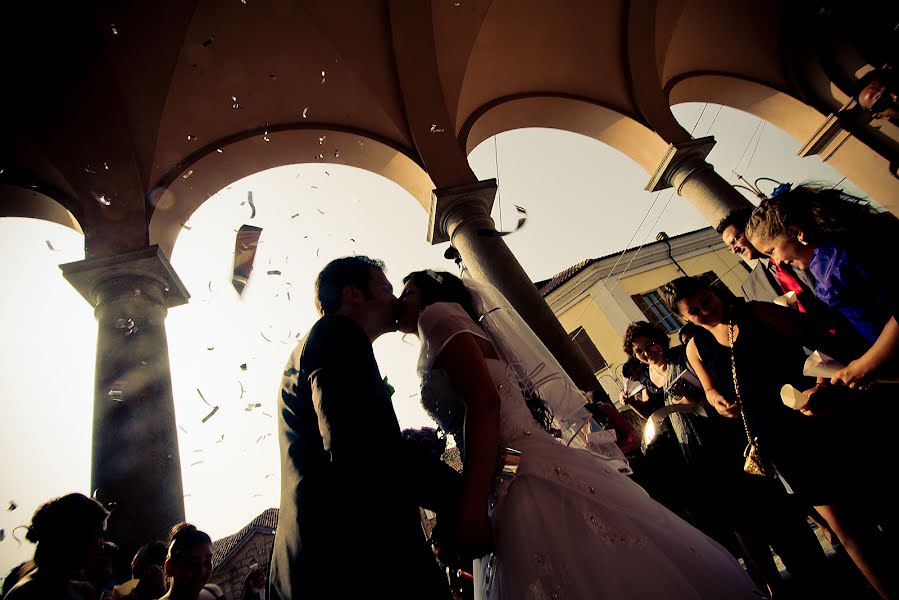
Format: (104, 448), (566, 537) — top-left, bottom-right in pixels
(383, 376), (395, 398)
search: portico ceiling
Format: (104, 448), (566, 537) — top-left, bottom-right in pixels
(0, 0), (874, 257)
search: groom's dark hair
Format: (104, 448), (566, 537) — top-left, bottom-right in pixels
(315, 255), (386, 316)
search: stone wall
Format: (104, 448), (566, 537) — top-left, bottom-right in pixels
(210, 531), (274, 599)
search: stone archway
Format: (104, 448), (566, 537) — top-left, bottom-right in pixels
(149, 128), (435, 259)
(667, 73), (899, 214)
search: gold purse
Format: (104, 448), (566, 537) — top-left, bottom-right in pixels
(728, 322), (775, 478)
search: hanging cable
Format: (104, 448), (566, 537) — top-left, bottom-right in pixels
(689, 103), (709, 137)
(703, 104), (723, 137)
(494, 135), (502, 230)
(741, 123), (766, 178)
(729, 121), (764, 183)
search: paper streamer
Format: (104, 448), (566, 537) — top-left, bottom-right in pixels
(232, 225), (263, 294)
(479, 205), (527, 237)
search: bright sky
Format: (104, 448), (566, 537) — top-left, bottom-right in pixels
(0, 104), (866, 579)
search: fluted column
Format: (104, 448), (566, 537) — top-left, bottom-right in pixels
(646, 137), (752, 226)
(61, 245), (189, 554)
(428, 180), (610, 401)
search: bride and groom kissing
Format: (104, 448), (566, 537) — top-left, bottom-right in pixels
(269, 255), (764, 600)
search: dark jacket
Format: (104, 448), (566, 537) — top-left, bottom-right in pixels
(269, 315), (460, 600)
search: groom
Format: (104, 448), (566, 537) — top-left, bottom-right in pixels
(270, 256), (461, 600)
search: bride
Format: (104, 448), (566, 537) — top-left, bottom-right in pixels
(396, 270), (763, 600)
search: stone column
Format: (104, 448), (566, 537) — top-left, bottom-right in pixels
(428, 179), (609, 399)
(646, 137), (753, 227)
(61, 245), (189, 554)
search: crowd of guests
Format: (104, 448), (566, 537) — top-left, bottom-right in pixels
(0, 493), (262, 600)
(620, 183), (898, 599)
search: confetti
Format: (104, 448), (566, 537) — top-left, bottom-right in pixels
(108, 389), (124, 401)
(291, 213), (299, 219)
(216, 148), (223, 153)
(190, 461), (204, 467)
(269, 73), (277, 80)
(314, 153), (324, 160)
(180, 222), (192, 230)
(201, 406), (219, 423)
(187, 134), (197, 141)
(265, 473), (275, 478)
(242, 191), (257, 218)
(263, 131), (271, 142)
(316, 208), (325, 214)
(232, 225), (263, 294)
(302, 107), (309, 118)
(232, 96), (240, 109)
(479, 204), (528, 237)
(197, 388), (213, 407)
(216, 434), (225, 443)
(244, 402), (261, 411)
(45, 240), (58, 251)
(179, 425), (189, 434)
(202, 35), (215, 48)
(182, 170), (194, 179)
(0, 529), (5, 542)
(319, 136), (326, 145)
(207, 346), (215, 351)
(103, 162), (110, 170)
(321, 70), (326, 84)
(97, 194), (112, 206)
(260, 330), (272, 342)
(262, 411), (273, 418)
(85, 166), (97, 174)
(430, 124), (445, 133)
(266, 270), (281, 276)
(111, 24), (118, 35)
(7, 501), (16, 511)
(240, 363), (248, 371)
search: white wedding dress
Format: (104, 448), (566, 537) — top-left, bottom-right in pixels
(418, 302), (764, 600)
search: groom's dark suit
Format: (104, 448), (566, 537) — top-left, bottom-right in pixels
(270, 314), (461, 600)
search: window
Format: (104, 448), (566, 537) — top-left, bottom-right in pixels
(569, 327), (608, 373)
(631, 290), (682, 333)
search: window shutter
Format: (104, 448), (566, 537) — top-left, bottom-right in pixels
(631, 294), (663, 327)
(569, 327), (608, 373)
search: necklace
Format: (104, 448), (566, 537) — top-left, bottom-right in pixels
(649, 363), (667, 377)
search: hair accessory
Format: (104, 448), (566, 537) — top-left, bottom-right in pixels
(424, 269), (444, 284)
(770, 182), (792, 197)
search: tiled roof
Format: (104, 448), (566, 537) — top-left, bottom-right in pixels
(536, 258), (599, 296)
(211, 508), (278, 569)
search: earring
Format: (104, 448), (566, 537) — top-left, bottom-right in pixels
(798, 238), (808, 246)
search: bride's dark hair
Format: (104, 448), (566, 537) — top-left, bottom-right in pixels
(404, 270), (554, 432)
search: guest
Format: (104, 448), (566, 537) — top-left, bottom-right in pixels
(158, 523), (213, 600)
(111, 541), (167, 600)
(3, 493), (109, 600)
(664, 275), (896, 599)
(855, 67), (899, 122)
(746, 185), (899, 387)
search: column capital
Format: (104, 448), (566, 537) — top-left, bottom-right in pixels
(645, 136), (716, 193)
(60, 245), (190, 309)
(427, 179), (497, 244)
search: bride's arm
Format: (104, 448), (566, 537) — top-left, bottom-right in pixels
(434, 332), (501, 557)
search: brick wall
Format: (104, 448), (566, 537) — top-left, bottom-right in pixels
(210, 531), (274, 599)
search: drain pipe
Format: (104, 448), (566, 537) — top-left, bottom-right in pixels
(656, 232), (688, 277)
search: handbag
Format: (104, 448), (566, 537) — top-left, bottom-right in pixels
(727, 322), (775, 478)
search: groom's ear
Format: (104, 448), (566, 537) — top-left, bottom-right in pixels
(340, 283), (363, 307)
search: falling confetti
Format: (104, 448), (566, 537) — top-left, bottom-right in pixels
(197, 388), (213, 407)
(45, 240), (58, 251)
(319, 136), (326, 145)
(316, 208), (325, 214)
(180, 222), (192, 230)
(315, 153), (324, 160)
(108, 389), (124, 401)
(479, 204), (528, 237)
(260, 330), (273, 342)
(334, 150), (340, 158)
(244, 402), (262, 411)
(262, 411), (273, 418)
(265, 473), (275, 478)
(216, 435), (225, 443)
(269, 73), (277, 80)
(191, 461), (204, 467)
(187, 134), (197, 141)
(242, 191), (257, 218)
(202, 35), (215, 48)
(231, 96), (240, 109)
(182, 170), (194, 179)
(263, 131), (271, 142)
(97, 194), (112, 206)
(240, 363), (248, 370)
(430, 124), (445, 133)
(201, 406), (219, 423)
(111, 24), (118, 35)
(207, 346), (215, 351)
(104, 162), (110, 170)
(85, 166), (97, 174)
(179, 425), (189, 434)
(320, 70), (326, 84)
(302, 107), (309, 118)
(0, 529), (5, 542)
(266, 270), (281, 276)
(216, 148), (224, 153)
(115, 317), (138, 336)
(7, 501), (16, 511)
(239, 381), (246, 398)
(291, 213), (299, 219)
(232, 225), (263, 295)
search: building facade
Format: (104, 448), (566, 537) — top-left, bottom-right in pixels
(537, 228), (749, 404)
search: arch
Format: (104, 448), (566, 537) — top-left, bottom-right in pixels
(667, 73), (899, 214)
(0, 184), (83, 234)
(460, 95), (670, 175)
(148, 127), (435, 258)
